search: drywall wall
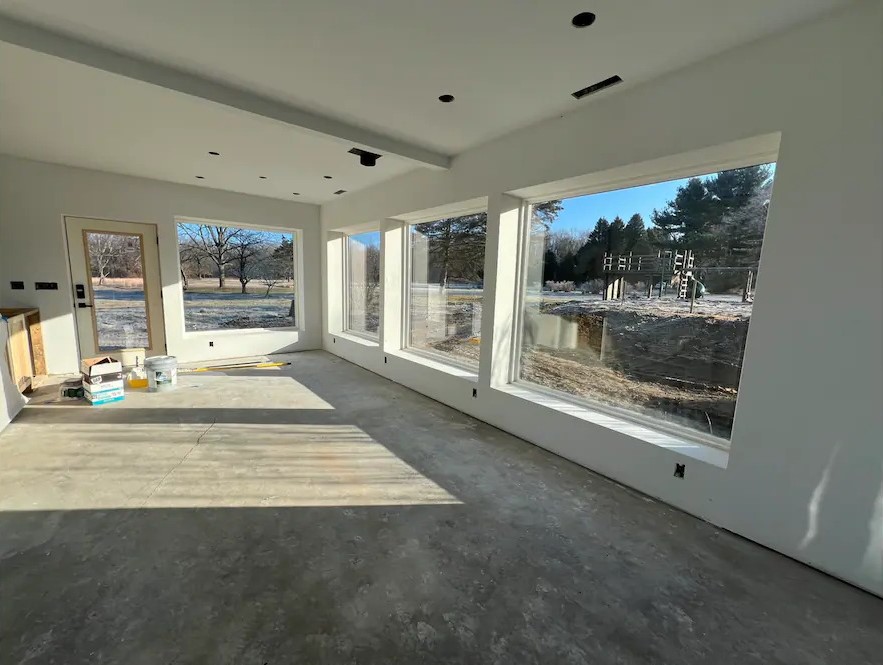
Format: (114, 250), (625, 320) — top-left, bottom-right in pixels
(321, 0), (883, 595)
(0, 317), (27, 430)
(0, 156), (322, 373)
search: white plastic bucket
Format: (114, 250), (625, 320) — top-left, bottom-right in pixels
(145, 355), (178, 392)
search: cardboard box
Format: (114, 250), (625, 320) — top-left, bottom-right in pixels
(82, 371), (123, 386)
(81, 356), (122, 375)
(86, 388), (125, 405)
(83, 380), (124, 396)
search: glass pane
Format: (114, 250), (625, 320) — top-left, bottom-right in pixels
(518, 163), (776, 443)
(87, 231), (149, 351)
(408, 212), (487, 369)
(347, 232), (381, 336)
(177, 223), (296, 331)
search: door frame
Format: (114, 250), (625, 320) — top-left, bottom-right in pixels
(64, 216), (167, 360)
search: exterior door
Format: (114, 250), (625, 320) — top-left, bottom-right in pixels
(65, 217), (166, 360)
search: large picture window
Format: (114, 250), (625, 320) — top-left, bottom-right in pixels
(177, 222), (297, 331)
(518, 163), (776, 443)
(408, 212), (487, 369)
(346, 231), (381, 337)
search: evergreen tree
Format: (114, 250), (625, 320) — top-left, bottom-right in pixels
(542, 249), (559, 282)
(623, 214), (648, 252)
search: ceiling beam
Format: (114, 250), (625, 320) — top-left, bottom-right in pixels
(0, 14), (452, 170)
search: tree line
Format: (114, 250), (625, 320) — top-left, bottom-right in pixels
(541, 164), (773, 292)
(88, 233), (143, 284)
(178, 224), (294, 295)
(413, 201), (564, 286)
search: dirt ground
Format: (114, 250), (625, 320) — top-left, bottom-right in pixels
(427, 292), (751, 441)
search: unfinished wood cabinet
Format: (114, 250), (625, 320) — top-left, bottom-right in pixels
(1, 308), (45, 393)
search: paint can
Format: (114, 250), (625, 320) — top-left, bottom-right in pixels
(145, 355), (178, 392)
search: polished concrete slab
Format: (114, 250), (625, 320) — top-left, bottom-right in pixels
(0, 351), (881, 664)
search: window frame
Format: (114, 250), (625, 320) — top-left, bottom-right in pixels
(509, 155), (779, 451)
(402, 206), (489, 372)
(343, 229), (382, 340)
(174, 216), (304, 335)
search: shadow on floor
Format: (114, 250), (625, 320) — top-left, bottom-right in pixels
(2, 351), (882, 664)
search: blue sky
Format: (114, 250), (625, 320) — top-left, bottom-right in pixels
(553, 177), (692, 233)
(553, 163), (776, 233)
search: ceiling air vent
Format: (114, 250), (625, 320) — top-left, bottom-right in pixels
(572, 75), (623, 100)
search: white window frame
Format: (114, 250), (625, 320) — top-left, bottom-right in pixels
(401, 206), (488, 373)
(174, 216), (304, 335)
(343, 230), (381, 341)
(508, 149), (780, 451)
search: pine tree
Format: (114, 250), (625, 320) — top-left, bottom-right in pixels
(543, 249), (559, 282)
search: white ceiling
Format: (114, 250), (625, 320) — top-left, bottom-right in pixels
(0, 43), (416, 203)
(0, 0), (851, 202)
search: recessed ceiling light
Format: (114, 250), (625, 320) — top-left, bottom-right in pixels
(208, 151), (220, 156)
(259, 176), (267, 179)
(438, 94), (455, 103)
(324, 175), (333, 179)
(195, 176), (205, 179)
(571, 12), (596, 28)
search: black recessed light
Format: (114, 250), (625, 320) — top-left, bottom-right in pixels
(208, 151), (220, 156)
(195, 176), (205, 179)
(324, 175), (333, 179)
(438, 94), (455, 103)
(571, 12), (596, 28)
(259, 176), (268, 179)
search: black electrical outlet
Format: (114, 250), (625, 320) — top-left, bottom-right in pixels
(674, 463), (686, 479)
(472, 388), (478, 398)
(10, 281), (24, 290)
(384, 356), (388, 364)
(209, 341), (214, 347)
(35, 282), (58, 290)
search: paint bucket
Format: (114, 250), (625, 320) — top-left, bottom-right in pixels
(145, 355), (178, 392)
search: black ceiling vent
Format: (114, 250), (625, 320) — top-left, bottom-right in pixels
(572, 75), (623, 100)
(348, 147), (382, 167)
(333, 189), (347, 195)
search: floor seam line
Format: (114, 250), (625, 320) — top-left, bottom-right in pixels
(138, 420), (216, 507)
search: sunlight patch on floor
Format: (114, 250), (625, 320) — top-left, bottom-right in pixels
(0, 423), (460, 510)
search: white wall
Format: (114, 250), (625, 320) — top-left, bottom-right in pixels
(0, 156), (322, 374)
(321, 1), (883, 595)
(0, 317), (27, 429)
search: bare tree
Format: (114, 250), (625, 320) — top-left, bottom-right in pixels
(178, 224), (245, 288)
(228, 231), (268, 293)
(88, 233), (140, 284)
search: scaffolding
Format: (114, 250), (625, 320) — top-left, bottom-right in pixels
(601, 250), (695, 300)
(602, 250), (757, 305)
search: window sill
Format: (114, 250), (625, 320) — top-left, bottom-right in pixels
(496, 382), (730, 469)
(388, 349), (479, 382)
(334, 330), (380, 347)
(184, 326), (300, 337)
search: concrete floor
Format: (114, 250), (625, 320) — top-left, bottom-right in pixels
(0, 351), (881, 664)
